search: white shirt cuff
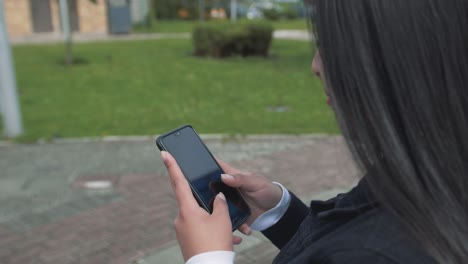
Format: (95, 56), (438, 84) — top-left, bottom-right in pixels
(186, 251), (235, 264)
(249, 182), (291, 231)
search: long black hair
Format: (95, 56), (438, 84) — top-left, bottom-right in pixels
(306, 0), (468, 262)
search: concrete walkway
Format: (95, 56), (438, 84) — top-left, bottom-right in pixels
(0, 135), (358, 264)
(10, 30), (309, 45)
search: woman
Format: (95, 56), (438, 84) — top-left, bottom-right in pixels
(161, 0), (468, 263)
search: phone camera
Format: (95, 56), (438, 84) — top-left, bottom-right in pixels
(175, 132), (181, 136)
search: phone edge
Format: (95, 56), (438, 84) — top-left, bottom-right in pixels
(155, 124), (251, 231)
(155, 124), (213, 214)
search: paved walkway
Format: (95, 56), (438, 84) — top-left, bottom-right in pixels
(0, 135), (358, 264)
(10, 30), (309, 45)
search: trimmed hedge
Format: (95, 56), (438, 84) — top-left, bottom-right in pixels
(262, 9), (281, 21)
(193, 22), (273, 58)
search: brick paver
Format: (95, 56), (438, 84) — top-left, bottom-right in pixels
(0, 136), (357, 263)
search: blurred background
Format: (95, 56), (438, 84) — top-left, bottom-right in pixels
(0, 0), (356, 263)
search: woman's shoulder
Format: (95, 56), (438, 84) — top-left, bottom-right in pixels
(276, 179), (436, 264)
(305, 209), (437, 264)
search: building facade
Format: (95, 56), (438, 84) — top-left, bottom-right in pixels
(4, 0), (108, 37)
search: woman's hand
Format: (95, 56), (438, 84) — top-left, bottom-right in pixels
(161, 151), (235, 261)
(217, 159), (284, 234)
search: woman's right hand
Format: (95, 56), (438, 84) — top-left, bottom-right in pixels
(217, 159), (284, 235)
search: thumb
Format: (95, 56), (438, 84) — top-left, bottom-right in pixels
(221, 173), (261, 192)
(221, 174), (242, 188)
(213, 192), (230, 218)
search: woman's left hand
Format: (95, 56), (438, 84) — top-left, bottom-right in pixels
(161, 151), (236, 261)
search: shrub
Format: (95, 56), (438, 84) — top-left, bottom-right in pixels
(153, 0), (180, 19)
(262, 8), (281, 21)
(283, 8), (299, 20)
(244, 22), (273, 56)
(193, 22), (273, 58)
(192, 24), (225, 57)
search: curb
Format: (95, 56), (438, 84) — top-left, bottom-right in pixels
(0, 141), (15, 147)
(11, 30), (310, 45)
(0, 134), (341, 146)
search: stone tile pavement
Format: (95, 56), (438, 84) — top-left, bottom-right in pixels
(0, 135), (358, 264)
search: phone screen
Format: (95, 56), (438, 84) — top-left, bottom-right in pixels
(157, 125), (251, 229)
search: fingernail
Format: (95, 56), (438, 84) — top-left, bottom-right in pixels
(218, 192), (226, 201)
(221, 174), (234, 180)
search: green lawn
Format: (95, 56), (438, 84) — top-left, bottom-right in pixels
(133, 19), (307, 33)
(271, 19), (308, 30)
(11, 39), (337, 141)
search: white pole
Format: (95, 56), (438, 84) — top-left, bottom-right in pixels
(230, 0), (237, 22)
(0, 0), (23, 137)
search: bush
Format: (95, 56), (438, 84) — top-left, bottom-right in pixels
(260, 3), (301, 21)
(193, 22), (273, 58)
(283, 8), (299, 20)
(192, 24), (226, 57)
(153, 0), (180, 19)
(244, 22), (273, 56)
(262, 8), (281, 21)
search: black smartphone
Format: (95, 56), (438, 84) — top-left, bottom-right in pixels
(156, 125), (251, 231)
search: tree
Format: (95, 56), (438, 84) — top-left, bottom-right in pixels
(60, 0), (97, 65)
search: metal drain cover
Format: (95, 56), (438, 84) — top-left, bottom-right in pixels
(83, 180), (113, 189)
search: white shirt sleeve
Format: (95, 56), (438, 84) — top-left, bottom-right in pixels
(249, 182), (291, 231)
(186, 251), (235, 264)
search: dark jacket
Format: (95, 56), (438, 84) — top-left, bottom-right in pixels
(262, 179), (436, 264)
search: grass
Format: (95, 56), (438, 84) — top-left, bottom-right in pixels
(11, 39), (337, 141)
(133, 19), (307, 33)
(270, 19), (308, 30)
